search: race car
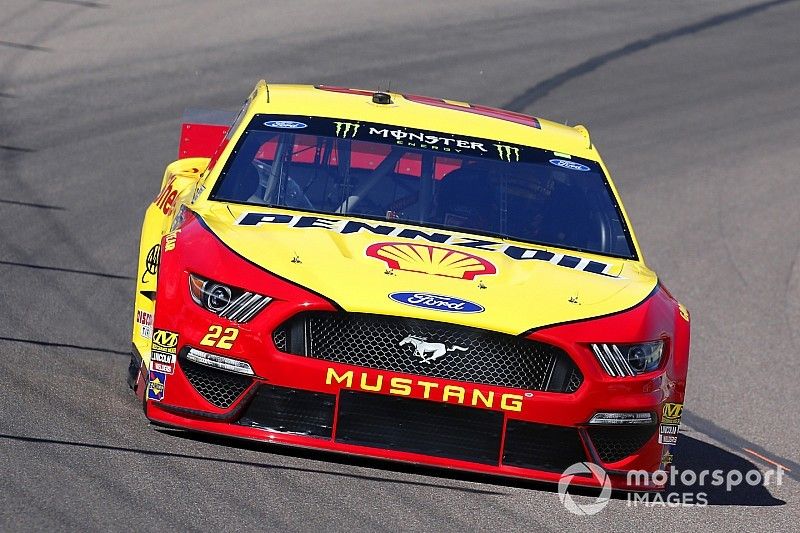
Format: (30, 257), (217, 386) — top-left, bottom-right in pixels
(129, 81), (689, 491)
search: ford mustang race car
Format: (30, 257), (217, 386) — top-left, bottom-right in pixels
(129, 81), (689, 490)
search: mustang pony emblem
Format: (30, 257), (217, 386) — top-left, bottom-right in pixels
(399, 335), (467, 363)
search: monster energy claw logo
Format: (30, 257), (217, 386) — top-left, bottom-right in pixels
(334, 121), (360, 138)
(494, 144), (520, 162)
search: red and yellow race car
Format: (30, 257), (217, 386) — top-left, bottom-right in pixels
(129, 81), (689, 490)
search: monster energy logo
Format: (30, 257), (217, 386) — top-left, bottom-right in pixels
(494, 144), (520, 162)
(334, 121), (360, 138)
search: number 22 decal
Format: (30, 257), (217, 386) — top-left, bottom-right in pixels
(200, 325), (239, 349)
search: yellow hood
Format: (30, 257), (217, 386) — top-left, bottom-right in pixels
(198, 204), (657, 335)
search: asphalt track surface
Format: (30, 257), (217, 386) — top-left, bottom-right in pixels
(1, 0), (798, 530)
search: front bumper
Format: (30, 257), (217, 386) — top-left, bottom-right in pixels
(142, 291), (680, 492)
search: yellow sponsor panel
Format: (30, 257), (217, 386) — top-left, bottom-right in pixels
(200, 203), (657, 335)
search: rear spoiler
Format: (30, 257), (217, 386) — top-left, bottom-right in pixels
(178, 108), (237, 159)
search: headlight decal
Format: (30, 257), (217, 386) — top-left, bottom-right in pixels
(590, 341), (663, 377)
(222, 292), (271, 322)
(189, 273), (272, 323)
(592, 344), (635, 377)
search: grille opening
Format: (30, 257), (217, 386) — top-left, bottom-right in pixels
(178, 350), (253, 408)
(502, 420), (588, 472)
(587, 424), (657, 463)
(237, 385), (335, 438)
(273, 312), (582, 392)
(336, 391), (504, 464)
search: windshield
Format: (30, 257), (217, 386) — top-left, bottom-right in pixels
(211, 115), (635, 258)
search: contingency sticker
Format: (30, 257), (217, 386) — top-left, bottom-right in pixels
(150, 350), (175, 374)
(662, 403), (683, 425)
(152, 329), (179, 355)
(136, 310), (153, 339)
(147, 371), (167, 402)
(658, 424), (679, 445)
(658, 402), (683, 445)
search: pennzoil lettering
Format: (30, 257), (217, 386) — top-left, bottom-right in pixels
(235, 212), (613, 276)
(453, 237), (499, 251)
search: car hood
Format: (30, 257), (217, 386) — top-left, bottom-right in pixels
(196, 204), (657, 335)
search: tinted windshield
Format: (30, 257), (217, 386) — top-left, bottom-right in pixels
(211, 115), (635, 258)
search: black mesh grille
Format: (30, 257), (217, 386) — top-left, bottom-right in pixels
(237, 385), (335, 438)
(502, 420), (588, 472)
(179, 353), (253, 408)
(273, 312), (581, 392)
(336, 391), (503, 464)
(565, 368), (583, 393)
(587, 425), (657, 463)
(272, 327), (287, 352)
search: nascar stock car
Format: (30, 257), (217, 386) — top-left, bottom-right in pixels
(129, 81), (689, 490)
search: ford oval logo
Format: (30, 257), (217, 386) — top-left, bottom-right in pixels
(389, 292), (484, 314)
(549, 158), (590, 172)
(264, 120), (307, 129)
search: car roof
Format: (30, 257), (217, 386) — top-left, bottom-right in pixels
(248, 84), (598, 160)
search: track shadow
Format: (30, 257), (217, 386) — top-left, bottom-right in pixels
(665, 434), (786, 506)
(0, 199), (65, 210)
(0, 336), (130, 356)
(0, 260), (133, 280)
(503, 0), (797, 111)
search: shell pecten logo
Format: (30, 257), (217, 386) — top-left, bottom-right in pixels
(366, 242), (497, 280)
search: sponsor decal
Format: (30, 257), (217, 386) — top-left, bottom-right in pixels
(366, 242), (496, 280)
(659, 424), (678, 435)
(367, 126), (489, 154)
(164, 230), (179, 252)
(389, 292), (484, 314)
(152, 329), (179, 355)
(191, 185), (205, 203)
(494, 144), (520, 162)
(147, 371), (166, 401)
(662, 402), (683, 424)
(235, 213), (613, 276)
(263, 120), (307, 129)
(136, 310), (153, 339)
(333, 121), (360, 138)
(325, 367), (523, 412)
(141, 244), (161, 284)
(679, 303), (690, 322)
(658, 433), (678, 445)
(150, 350), (175, 374)
(154, 176), (179, 215)
(170, 205), (188, 232)
(661, 451), (674, 465)
(399, 335), (467, 363)
(150, 361), (174, 374)
(549, 158), (590, 172)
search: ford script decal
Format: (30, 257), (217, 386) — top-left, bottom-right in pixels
(389, 292), (484, 314)
(263, 120), (307, 129)
(549, 158), (590, 172)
